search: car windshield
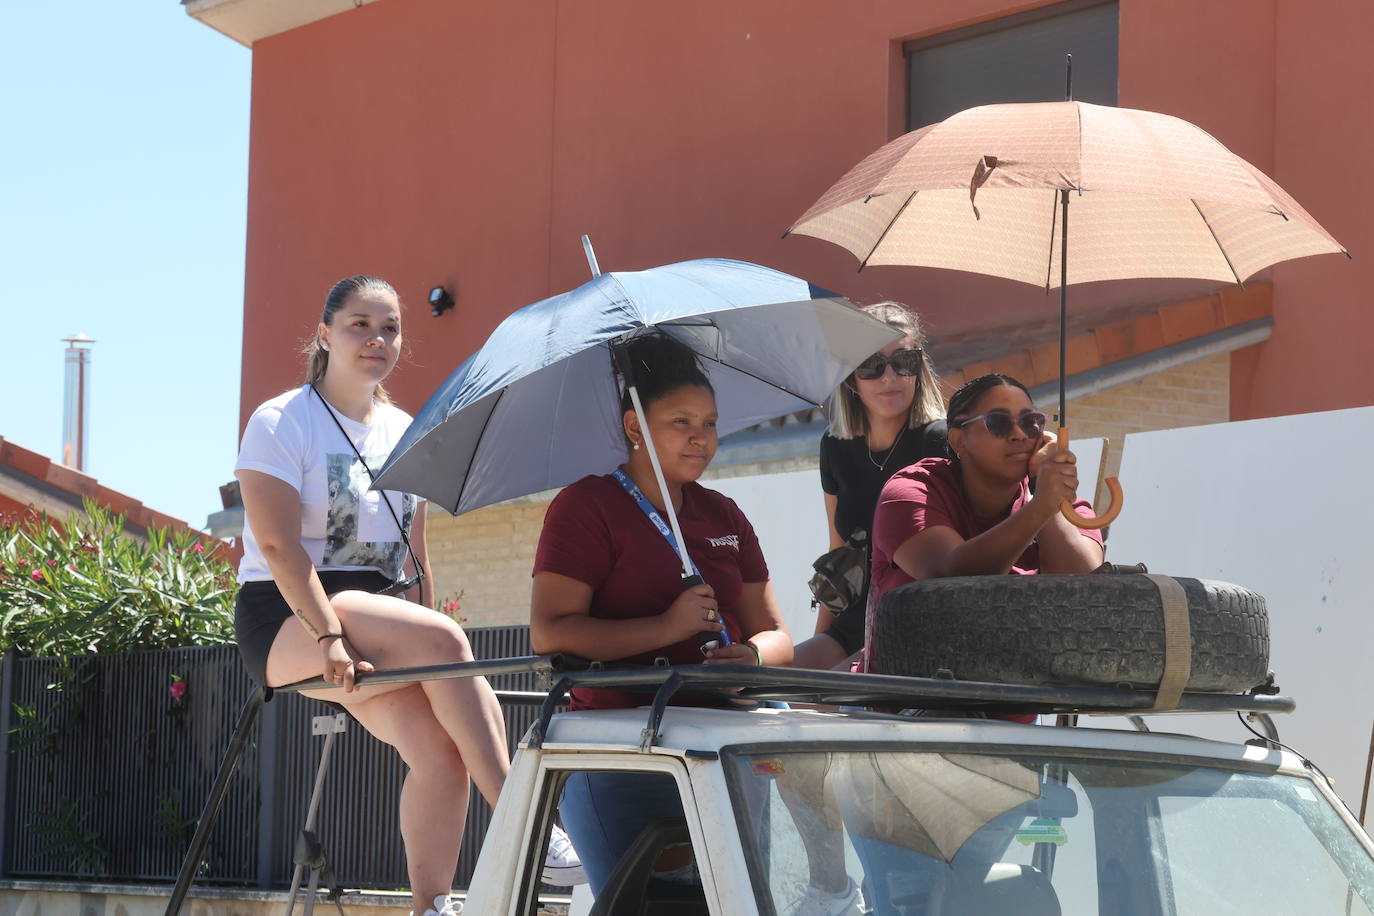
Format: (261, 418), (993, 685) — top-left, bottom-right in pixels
(726, 749), (1374, 916)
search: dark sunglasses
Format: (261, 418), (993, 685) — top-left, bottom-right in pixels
(854, 348), (924, 381)
(954, 410), (1048, 439)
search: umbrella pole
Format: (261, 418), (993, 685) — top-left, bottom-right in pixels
(581, 234), (601, 278)
(625, 381), (696, 581)
(609, 338), (695, 580)
(1059, 189), (1068, 430)
(1056, 188), (1123, 530)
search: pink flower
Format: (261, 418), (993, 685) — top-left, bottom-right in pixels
(169, 680), (187, 700)
(192, 542), (205, 555)
(46, 559), (58, 567)
(30, 568), (44, 582)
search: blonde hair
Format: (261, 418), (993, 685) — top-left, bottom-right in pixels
(302, 275), (397, 404)
(825, 301), (943, 439)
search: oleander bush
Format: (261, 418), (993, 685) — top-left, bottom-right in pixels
(0, 501), (236, 658)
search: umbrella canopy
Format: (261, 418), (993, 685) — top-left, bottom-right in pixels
(786, 100), (1346, 286)
(786, 100), (1348, 529)
(373, 258), (900, 515)
(831, 751), (1042, 863)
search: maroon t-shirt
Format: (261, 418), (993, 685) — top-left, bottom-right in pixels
(869, 457), (1103, 723)
(533, 473), (770, 710)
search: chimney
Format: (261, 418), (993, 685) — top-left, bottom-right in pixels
(61, 333), (95, 471)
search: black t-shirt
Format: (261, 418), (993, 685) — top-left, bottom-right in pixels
(816, 419), (948, 653)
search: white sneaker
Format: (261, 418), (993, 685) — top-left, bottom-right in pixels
(786, 877), (864, 916)
(541, 823), (588, 886)
(411, 893), (462, 916)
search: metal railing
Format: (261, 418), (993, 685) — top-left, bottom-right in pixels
(0, 627), (544, 892)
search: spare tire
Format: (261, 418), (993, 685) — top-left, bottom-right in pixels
(872, 574), (1269, 693)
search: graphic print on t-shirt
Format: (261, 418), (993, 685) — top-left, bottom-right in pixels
(324, 451), (414, 578)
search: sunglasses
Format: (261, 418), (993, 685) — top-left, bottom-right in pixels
(854, 348), (924, 380)
(953, 410), (1048, 439)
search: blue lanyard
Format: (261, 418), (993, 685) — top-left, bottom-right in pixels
(611, 469), (701, 578)
(610, 468), (732, 648)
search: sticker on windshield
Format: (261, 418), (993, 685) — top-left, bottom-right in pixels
(751, 759), (786, 776)
(1015, 817), (1068, 846)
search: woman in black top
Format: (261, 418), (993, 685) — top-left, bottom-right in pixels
(794, 301), (947, 670)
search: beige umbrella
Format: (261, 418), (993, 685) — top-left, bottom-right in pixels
(830, 751), (1042, 862)
(786, 100), (1348, 527)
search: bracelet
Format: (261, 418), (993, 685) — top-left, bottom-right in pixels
(744, 639), (762, 665)
(317, 632), (344, 644)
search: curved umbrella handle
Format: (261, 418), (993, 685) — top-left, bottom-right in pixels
(1056, 427), (1122, 530)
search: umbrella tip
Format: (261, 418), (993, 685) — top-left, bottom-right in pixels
(780, 229), (792, 240)
(581, 234), (602, 278)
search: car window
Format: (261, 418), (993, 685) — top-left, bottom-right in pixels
(1158, 792), (1373, 915)
(538, 764), (711, 916)
(725, 749), (1374, 916)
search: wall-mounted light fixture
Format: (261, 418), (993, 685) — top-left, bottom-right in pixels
(428, 285), (455, 317)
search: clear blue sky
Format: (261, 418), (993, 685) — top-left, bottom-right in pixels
(1, 2), (249, 530)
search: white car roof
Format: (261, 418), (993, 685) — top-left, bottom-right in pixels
(534, 705), (1301, 774)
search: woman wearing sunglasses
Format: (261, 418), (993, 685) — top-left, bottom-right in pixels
(869, 372), (1104, 636)
(793, 302), (946, 671)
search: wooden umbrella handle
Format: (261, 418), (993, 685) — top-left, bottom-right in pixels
(1056, 427), (1122, 530)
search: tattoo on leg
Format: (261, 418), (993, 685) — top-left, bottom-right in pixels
(293, 608), (321, 638)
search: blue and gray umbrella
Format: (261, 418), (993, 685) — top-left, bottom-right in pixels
(373, 258), (899, 531)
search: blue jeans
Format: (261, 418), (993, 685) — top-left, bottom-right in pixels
(558, 770), (686, 896)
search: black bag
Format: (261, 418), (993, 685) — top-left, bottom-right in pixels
(809, 529), (870, 617)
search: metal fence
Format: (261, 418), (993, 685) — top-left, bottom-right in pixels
(0, 626), (545, 890)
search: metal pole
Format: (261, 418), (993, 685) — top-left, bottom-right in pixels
(283, 716), (344, 916)
(1359, 717), (1374, 826)
(165, 688), (266, 915)
(625, 383), (695, 579)
(1060, 52), (1074, 428)
(274, 654), (557, 695)
(0, 649), (14, 876)
(582, 234), (601, 278)
(1060, 188), (1069, 428)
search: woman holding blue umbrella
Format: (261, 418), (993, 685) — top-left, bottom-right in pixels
(530, 331), (793, 893)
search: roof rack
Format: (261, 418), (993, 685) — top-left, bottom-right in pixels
(521, 660), (1294, 750)
(268, 654), (1292, 752)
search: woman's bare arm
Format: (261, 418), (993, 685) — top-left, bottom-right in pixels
(1033, 508), (1104, 572)
(705, 581), (792, 666)
(529, 571), (723, 660)
(812, 493), (844, 637)
(236, 469), (339, 638)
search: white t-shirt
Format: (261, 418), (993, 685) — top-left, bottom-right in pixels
(235, 385), (420, 583)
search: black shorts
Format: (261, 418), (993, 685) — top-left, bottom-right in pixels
(234, 570), (394, 686)
(822, 584), (868, 656)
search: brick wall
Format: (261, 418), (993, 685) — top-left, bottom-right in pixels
(425, 354), (1230, 626)
(1047, 353), (1230, 505)
(424, 496), (553, 628)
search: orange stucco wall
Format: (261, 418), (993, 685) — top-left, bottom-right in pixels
(238, 0), (1374, 428)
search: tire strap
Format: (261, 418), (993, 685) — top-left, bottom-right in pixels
(1144, 574), (1191, 711)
